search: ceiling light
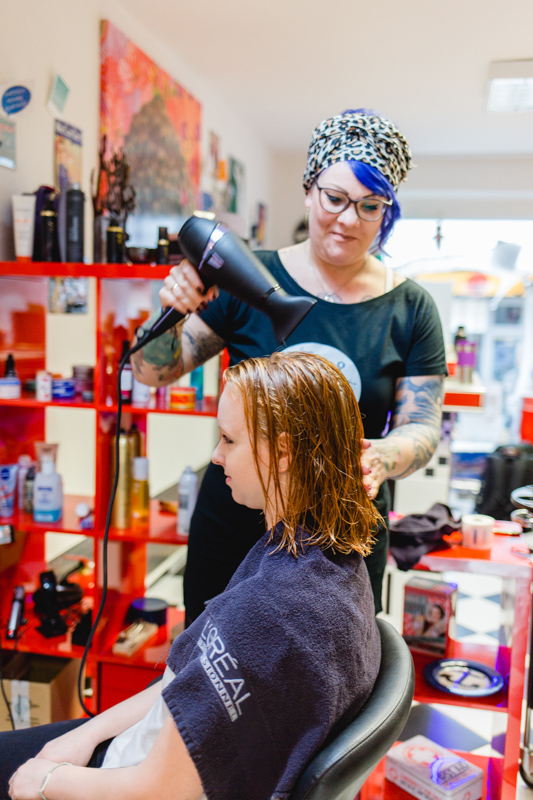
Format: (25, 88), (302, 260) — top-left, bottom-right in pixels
(487, 59), (533, 113)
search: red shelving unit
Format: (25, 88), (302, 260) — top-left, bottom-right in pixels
(0, 261), (213, 714)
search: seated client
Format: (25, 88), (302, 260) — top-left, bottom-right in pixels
(4, 351), (381, 800)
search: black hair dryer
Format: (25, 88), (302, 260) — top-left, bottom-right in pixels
(132, 216), (316, 354)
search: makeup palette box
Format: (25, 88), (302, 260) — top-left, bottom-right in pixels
(385, 735), (483, 800)
(403, 577), (457, 656)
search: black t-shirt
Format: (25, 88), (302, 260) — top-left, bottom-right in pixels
(199, 251), (447, 438)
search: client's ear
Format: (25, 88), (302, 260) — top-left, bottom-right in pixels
(277, 432), (291, 474)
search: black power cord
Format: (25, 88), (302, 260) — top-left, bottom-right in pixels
(76, 352), (129, 717)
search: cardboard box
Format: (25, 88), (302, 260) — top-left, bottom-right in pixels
(386, 735), (483, 800)
(403, 577), (457, 656)
(0, 652), (82, 730)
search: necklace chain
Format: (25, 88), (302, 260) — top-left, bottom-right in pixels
(308, 256), (368, 303)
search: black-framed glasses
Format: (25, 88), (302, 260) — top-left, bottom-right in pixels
(316, 185), (393, 221)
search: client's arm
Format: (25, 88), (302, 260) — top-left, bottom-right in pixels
(36, 681), (163, 767)
(9, 717), (203, 800)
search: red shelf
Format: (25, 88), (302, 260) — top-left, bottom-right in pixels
(106, 500), (188, 544)
(6, 494), (95, 536)
(100, 395), (218, 417)
(0, 394), (96, 410)
(0, 261), (170, 280)
(412, 641), (509, 710)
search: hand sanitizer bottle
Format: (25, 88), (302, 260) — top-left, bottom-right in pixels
(33, 454), (63, 522)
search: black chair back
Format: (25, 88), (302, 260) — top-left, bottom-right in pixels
(289, 618), (414, 800)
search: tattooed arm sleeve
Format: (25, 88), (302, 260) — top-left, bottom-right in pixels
(130, 313), (227, 386)
(361, 375), (445, 498)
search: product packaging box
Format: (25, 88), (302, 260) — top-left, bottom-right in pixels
(0, 652), (82, 731)
(385, 735), (483, 800)
(403, 577), (457, 656)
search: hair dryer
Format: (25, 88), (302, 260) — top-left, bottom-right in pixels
(131, 216), (316, 354)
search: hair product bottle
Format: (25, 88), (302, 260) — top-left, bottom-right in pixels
(66, 183), (85, 263)
(106, 217), (123, 263)
(33, 455), (63, 523)
(120, 340), (133, 404)
(40, 193), (58, 262)
(17, 454), (33, 510)
(111, 429), (134, 529)
(156, 226), (169, 265)
(23, 466), (36, 514)
(177, 466), (198, 538)
(132, 456), (150, 525)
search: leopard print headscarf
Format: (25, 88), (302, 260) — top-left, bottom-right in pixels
(303, 113), (412, 192)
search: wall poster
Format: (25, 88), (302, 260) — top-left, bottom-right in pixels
(99, 20), (202, 245)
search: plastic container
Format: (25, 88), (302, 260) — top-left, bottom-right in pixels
(51, 378), (76, 400)
(132, 377), (151, 405)
(0, 377), (21, 399)
(33, 455), (63, 523)
(66, 183), (85, 263)
(36, 371), (52, 402)
(177, 465), (198, 537)
(169, 386), (196, 411)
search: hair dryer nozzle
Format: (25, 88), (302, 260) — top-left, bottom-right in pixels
(262, 292), (316, 343)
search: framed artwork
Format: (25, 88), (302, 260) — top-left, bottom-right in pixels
(100, 20), (202, 243)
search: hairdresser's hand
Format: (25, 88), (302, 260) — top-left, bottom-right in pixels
(160, 260), (219, 318)
(8, 757), (55, 800)
(360, 438), (387, 501)
(36, 725), (97, 767)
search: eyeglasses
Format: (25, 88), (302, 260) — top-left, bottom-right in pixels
(316, 185), (393, 221)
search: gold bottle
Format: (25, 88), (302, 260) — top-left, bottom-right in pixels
(111, 429), (134, 529)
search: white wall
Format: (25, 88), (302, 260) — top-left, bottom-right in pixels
(0, 0), (274, 261)
(269, 151), (533, 249)
(1, 0), (274, 497)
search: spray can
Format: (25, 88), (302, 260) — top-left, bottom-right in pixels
(66, 183), (85, 262)
(111, 429), (134, 529)
(177, 465), (198, 538)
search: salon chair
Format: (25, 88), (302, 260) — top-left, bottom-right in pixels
(289, 618), (415, 800)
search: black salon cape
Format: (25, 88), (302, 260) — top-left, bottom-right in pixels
(162, 527), (380, 800)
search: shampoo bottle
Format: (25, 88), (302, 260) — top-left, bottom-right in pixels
(177, 465), (198, 538)
(33, 454), (63, 522)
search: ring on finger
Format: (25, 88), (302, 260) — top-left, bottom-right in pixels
(171, 281), (180, 293)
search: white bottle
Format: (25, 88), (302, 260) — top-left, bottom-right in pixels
(17, 454), (32, 510)
(177, 466), (198, 537)
(33, 454), (63, 523)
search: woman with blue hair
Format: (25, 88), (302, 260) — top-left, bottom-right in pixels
(132, 108), (447, 619)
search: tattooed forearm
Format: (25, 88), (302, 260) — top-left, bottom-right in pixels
(130, 314), (226, 387)
(182, 326), (226, 370)
(130, 314), (185, 386)
(363, 376), (445, 488)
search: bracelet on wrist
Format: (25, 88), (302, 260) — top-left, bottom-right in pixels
(39, 762), (72, 800)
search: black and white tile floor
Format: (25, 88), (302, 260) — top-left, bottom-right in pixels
(382, 568), (532, 798)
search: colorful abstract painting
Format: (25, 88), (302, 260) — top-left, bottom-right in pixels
(100, 20), (201, 219)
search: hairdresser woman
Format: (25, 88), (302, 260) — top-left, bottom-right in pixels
(131, 109), (447, 620)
